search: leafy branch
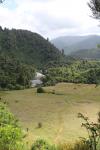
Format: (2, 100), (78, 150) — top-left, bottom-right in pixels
(78, 112), (100, 150)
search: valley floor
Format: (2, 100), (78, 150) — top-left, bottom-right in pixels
(0, 83), (100, 145)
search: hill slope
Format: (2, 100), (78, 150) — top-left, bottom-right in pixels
(51, 36), (88, 50)
(70, 48), (100, 60)
(51, 35), (100, 55)
(0, 27), (65, 68)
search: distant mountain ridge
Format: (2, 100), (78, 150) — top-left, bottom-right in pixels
(51, 35), (100, 55)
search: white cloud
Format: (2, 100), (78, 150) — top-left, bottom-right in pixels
(0, 0), (100, 39)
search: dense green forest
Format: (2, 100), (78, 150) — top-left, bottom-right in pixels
(0, 27), (100, 90)
(0, 27), (68, 89)
(43, 60), (100, 86)
(0, 27), (66, 68)
(0, 53), (35, 89)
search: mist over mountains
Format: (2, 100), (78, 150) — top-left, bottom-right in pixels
(51, 35), (100, 57)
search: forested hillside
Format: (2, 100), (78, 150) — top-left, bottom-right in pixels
(0, 27), (66, 68)
(0, 53), (35, 89)
(70, 48), (100, 60)
(1, 27), (100, 90)
(0, 26), (69, 89)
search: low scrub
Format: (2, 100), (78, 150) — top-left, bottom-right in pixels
(31, 139), (56, 150)
(37, 87), (45, 93)
(57, 141), (89, 150)
(31, 140), (91, 150)
(0, 103), (24, 150)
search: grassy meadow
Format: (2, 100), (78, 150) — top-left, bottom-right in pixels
(0, 83), (100, 146)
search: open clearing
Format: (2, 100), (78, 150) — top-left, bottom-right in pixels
(0, 83), (100, 145)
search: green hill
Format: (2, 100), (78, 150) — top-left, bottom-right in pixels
(0, 27), (76, 90)
(0, 27), (65, 68)
(70, 48), (100, 60)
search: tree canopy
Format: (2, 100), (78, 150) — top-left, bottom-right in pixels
(0, 0), (4, 3)
(88, 0), (100, 19)
(0, 27), (67, 69)
(0, 53), (35, 90)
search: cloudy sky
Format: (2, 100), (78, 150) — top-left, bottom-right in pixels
(0, 0), (100, 39)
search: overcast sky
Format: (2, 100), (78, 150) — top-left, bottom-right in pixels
(0, 0), (100, 39)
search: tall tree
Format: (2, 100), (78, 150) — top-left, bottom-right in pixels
(0, 0), (4, 3)
(88, 0), (100, 19)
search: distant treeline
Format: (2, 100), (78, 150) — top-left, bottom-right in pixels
(42, 60), (100, 86)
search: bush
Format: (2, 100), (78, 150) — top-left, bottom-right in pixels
(51, 90), (55, 94)
(37, 87), (45, 93)
(73, 141), (90, 150)
(7, 84), (15, 90)
(14, 84), (24, 90)
(78, 112), (100, 150)
(31, 139), (55, 150)
(57, 143), (73, 150)
(0, 103), (17, 126)
(0, 103), (23, 150)
(0, 125), (23, 150)
(37, 122), (42, 128)
(57, 141), (89, 150)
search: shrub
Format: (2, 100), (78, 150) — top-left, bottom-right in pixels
(0, 125), (23, 150)
(7, 84), (15, 90)
(78, 112), (100, 150)
(51, 90), (55, 94)
(37, 87), (45, 93)
(0, 103), (18, 126)
(73, 141), (90, 150)
(14, 84), (24, 90)
(57, 141), (90, 150)
(0, 103), (23, 150)
(37, 122), (42, 128)
(57, 143), (73, 150)
(31, 139), (54, 150)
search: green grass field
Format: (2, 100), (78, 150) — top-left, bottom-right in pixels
(0, 83), (100, 146)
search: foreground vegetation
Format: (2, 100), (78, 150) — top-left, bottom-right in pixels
(0, 99), (99, 150)
(0, 103), (24, 150)
(0, 83), (100, 146)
